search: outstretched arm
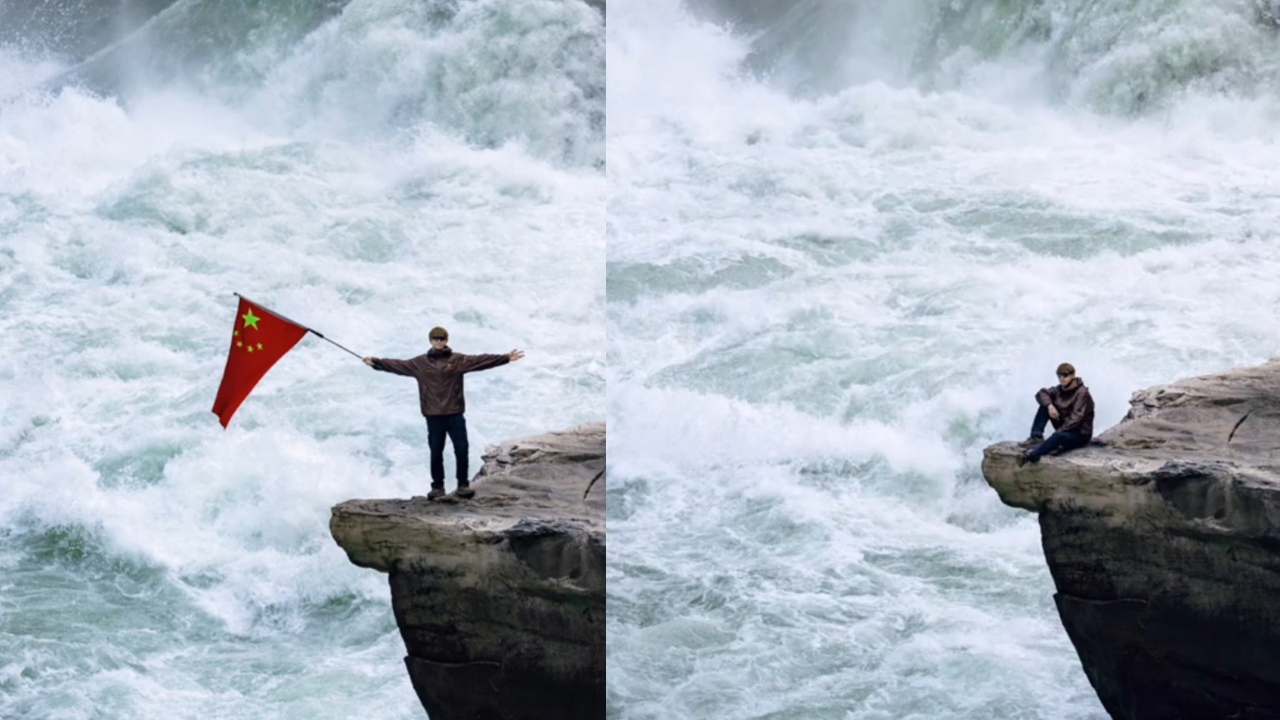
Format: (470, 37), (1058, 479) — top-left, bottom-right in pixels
(459, 350), (523, 373)
(363, 357), (415, 376)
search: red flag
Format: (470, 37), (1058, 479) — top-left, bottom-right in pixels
(212, 296), (309, 428)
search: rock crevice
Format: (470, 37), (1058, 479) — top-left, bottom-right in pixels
(982, 360), (1280, 720)
(331, 423), (604, 720)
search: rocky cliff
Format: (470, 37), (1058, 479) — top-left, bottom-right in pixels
(331, 423), (605, 720)
(982, 361), (1280, 720)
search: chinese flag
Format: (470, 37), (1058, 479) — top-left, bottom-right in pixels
(212, 296), (309, 428)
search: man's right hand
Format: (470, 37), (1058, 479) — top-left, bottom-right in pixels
(1048, 405), (1059, 420)
(363, 357), (374, 366)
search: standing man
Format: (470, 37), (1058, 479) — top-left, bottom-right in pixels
(1018, 362), (1094, 466)
(364, 327), (524, 499)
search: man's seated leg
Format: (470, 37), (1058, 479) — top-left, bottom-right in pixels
(1021, 431), (1089, 465)
(1050, 431), (1089, 455)
(1023, 404), (1051, 446)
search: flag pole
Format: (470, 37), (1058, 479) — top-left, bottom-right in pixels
(234, 292), (365, 361)
(308, 329), (364, 360)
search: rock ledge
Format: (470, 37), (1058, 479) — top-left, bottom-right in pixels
(331, 423), (604, 720)
(982, 361), (1280, 720)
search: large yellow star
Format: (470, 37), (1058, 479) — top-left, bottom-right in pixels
(242, 309), (260, 331)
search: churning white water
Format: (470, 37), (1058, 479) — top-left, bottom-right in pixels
(0, 0), (602, 717)
(606, 0), (1280, 717)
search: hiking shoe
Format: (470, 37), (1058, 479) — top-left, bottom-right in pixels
(1016, 452), (1028, 468)
(1019, 436), (1044, 448)
(454, 484), (475, 499)
(427, 486), (446, 501)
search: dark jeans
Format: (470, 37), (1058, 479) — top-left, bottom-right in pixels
(426, 413), (469, 486)
(1027, 405), (1089, 462)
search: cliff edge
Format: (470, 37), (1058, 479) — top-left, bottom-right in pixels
(331, 423), (605, 720)
(982, 361), (1280, 720)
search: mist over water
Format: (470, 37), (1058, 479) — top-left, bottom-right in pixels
(606, 0), (1280, 717)
(1, 0), (603, 717)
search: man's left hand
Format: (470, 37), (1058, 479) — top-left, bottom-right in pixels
(509, 349), (525, 362)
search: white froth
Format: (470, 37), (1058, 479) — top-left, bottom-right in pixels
(0, 0), (602, 717)
(607, 1), (1280, 718)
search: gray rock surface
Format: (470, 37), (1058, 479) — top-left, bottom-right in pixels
(982, 360), (1280, 720)
(331, 423), (604, 720)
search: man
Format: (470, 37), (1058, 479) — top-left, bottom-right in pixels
(1018, 362), (1094, 467)
(364, 327), (524, 500)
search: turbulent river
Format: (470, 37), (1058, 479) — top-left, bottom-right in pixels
(0, 0), (603, 717)
(605, 0), (1280, 717)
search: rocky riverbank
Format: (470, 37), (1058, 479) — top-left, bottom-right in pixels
(982, 360), (1280, 720)
(330, 423), (605, 720)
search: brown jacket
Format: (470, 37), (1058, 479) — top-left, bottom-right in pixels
(1036, 377), (1094, 437)
(371, 347), (509, 416)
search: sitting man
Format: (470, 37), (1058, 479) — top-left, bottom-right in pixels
(1018, 362), (1094, 466)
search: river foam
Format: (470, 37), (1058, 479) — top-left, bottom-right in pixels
(1, 1), (603, 717)
(606, 0), (1280, 717)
